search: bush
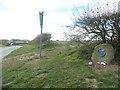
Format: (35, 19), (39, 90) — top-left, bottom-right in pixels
(31, 33), (51, 45)
(108, 40), (120, 62)
(77, 40), (120, 64)
(77, 41), (102, 61)
(42, 41), (60, 49)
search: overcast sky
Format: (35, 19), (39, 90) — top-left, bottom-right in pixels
(0, 0), (119, 40)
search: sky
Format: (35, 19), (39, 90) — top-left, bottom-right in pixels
(0, 0), (119, 41)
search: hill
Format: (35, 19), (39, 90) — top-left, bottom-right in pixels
(2, 41), (119, 88)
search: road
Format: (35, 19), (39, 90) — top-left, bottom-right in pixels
(0, 46), (22, 59)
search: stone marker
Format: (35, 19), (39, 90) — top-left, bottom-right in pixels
(92, 44), (114, 64)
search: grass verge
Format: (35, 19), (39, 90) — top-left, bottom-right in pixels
(2, 41), (119, 88)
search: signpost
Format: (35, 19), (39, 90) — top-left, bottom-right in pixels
(39, 11), (44, 57)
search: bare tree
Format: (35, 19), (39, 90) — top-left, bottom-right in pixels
(67, 1), (120, 44)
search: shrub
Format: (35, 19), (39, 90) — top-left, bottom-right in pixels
(31, 33), (51, 45)
(77, 41), (102, 61)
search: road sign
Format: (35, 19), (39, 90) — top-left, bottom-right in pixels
(39, 11), (44, 57)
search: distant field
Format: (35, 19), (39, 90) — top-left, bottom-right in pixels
(0, 43), (8, 47)
(2, 41), (119, 88)
(0, 44), (4, 47)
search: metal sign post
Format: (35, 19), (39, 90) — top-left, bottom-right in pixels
(39, 11), (44, 57)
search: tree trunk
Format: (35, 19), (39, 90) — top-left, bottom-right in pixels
(102, 30), (106, 43)
(117, 28), (120, 44)
(103, 36), (106, 43)
(116, 14), (120, 44)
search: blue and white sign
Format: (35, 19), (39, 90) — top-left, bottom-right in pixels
(97, 48), (106, 57)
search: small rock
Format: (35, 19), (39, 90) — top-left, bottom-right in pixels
(97, 62), (100, 64)
(100, 62), (106, 65)
(88, 61), (93, 65)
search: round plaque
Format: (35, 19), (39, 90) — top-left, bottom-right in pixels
(91, 44), (114, 64)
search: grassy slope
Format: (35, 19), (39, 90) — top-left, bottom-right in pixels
(2, 42), (119, 88)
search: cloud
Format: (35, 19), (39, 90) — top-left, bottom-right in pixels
(0, 3), (8, 10)
(1, 0), (118, 40)
(0, 0), (78, 40)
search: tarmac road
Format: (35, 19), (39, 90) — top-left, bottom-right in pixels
(0, 46), (22, 59)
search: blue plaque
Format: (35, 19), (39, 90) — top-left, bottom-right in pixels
(97, 48), (106, 57)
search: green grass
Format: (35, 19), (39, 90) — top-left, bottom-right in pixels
(0, 44), (2, 47)
(6, 41), (61, 57)
(0, 44), (5, 47)
(2, 41), (119, 88)
(6, 44), (40, 57)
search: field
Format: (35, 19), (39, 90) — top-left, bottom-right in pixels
(0, 44), (5, 47)
(2, 41), (119, 88)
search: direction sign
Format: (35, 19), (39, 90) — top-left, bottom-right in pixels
(39, 11), (44, 57)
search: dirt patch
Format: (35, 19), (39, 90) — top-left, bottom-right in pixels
(85, 78), (98, 88)
(2, 52), (43, 66)
(93, 64), (119, 72)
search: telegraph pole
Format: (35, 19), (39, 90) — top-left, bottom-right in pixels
(39, 11), (44, 57)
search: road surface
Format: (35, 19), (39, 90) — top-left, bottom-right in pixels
(0, 46), (22, 59)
